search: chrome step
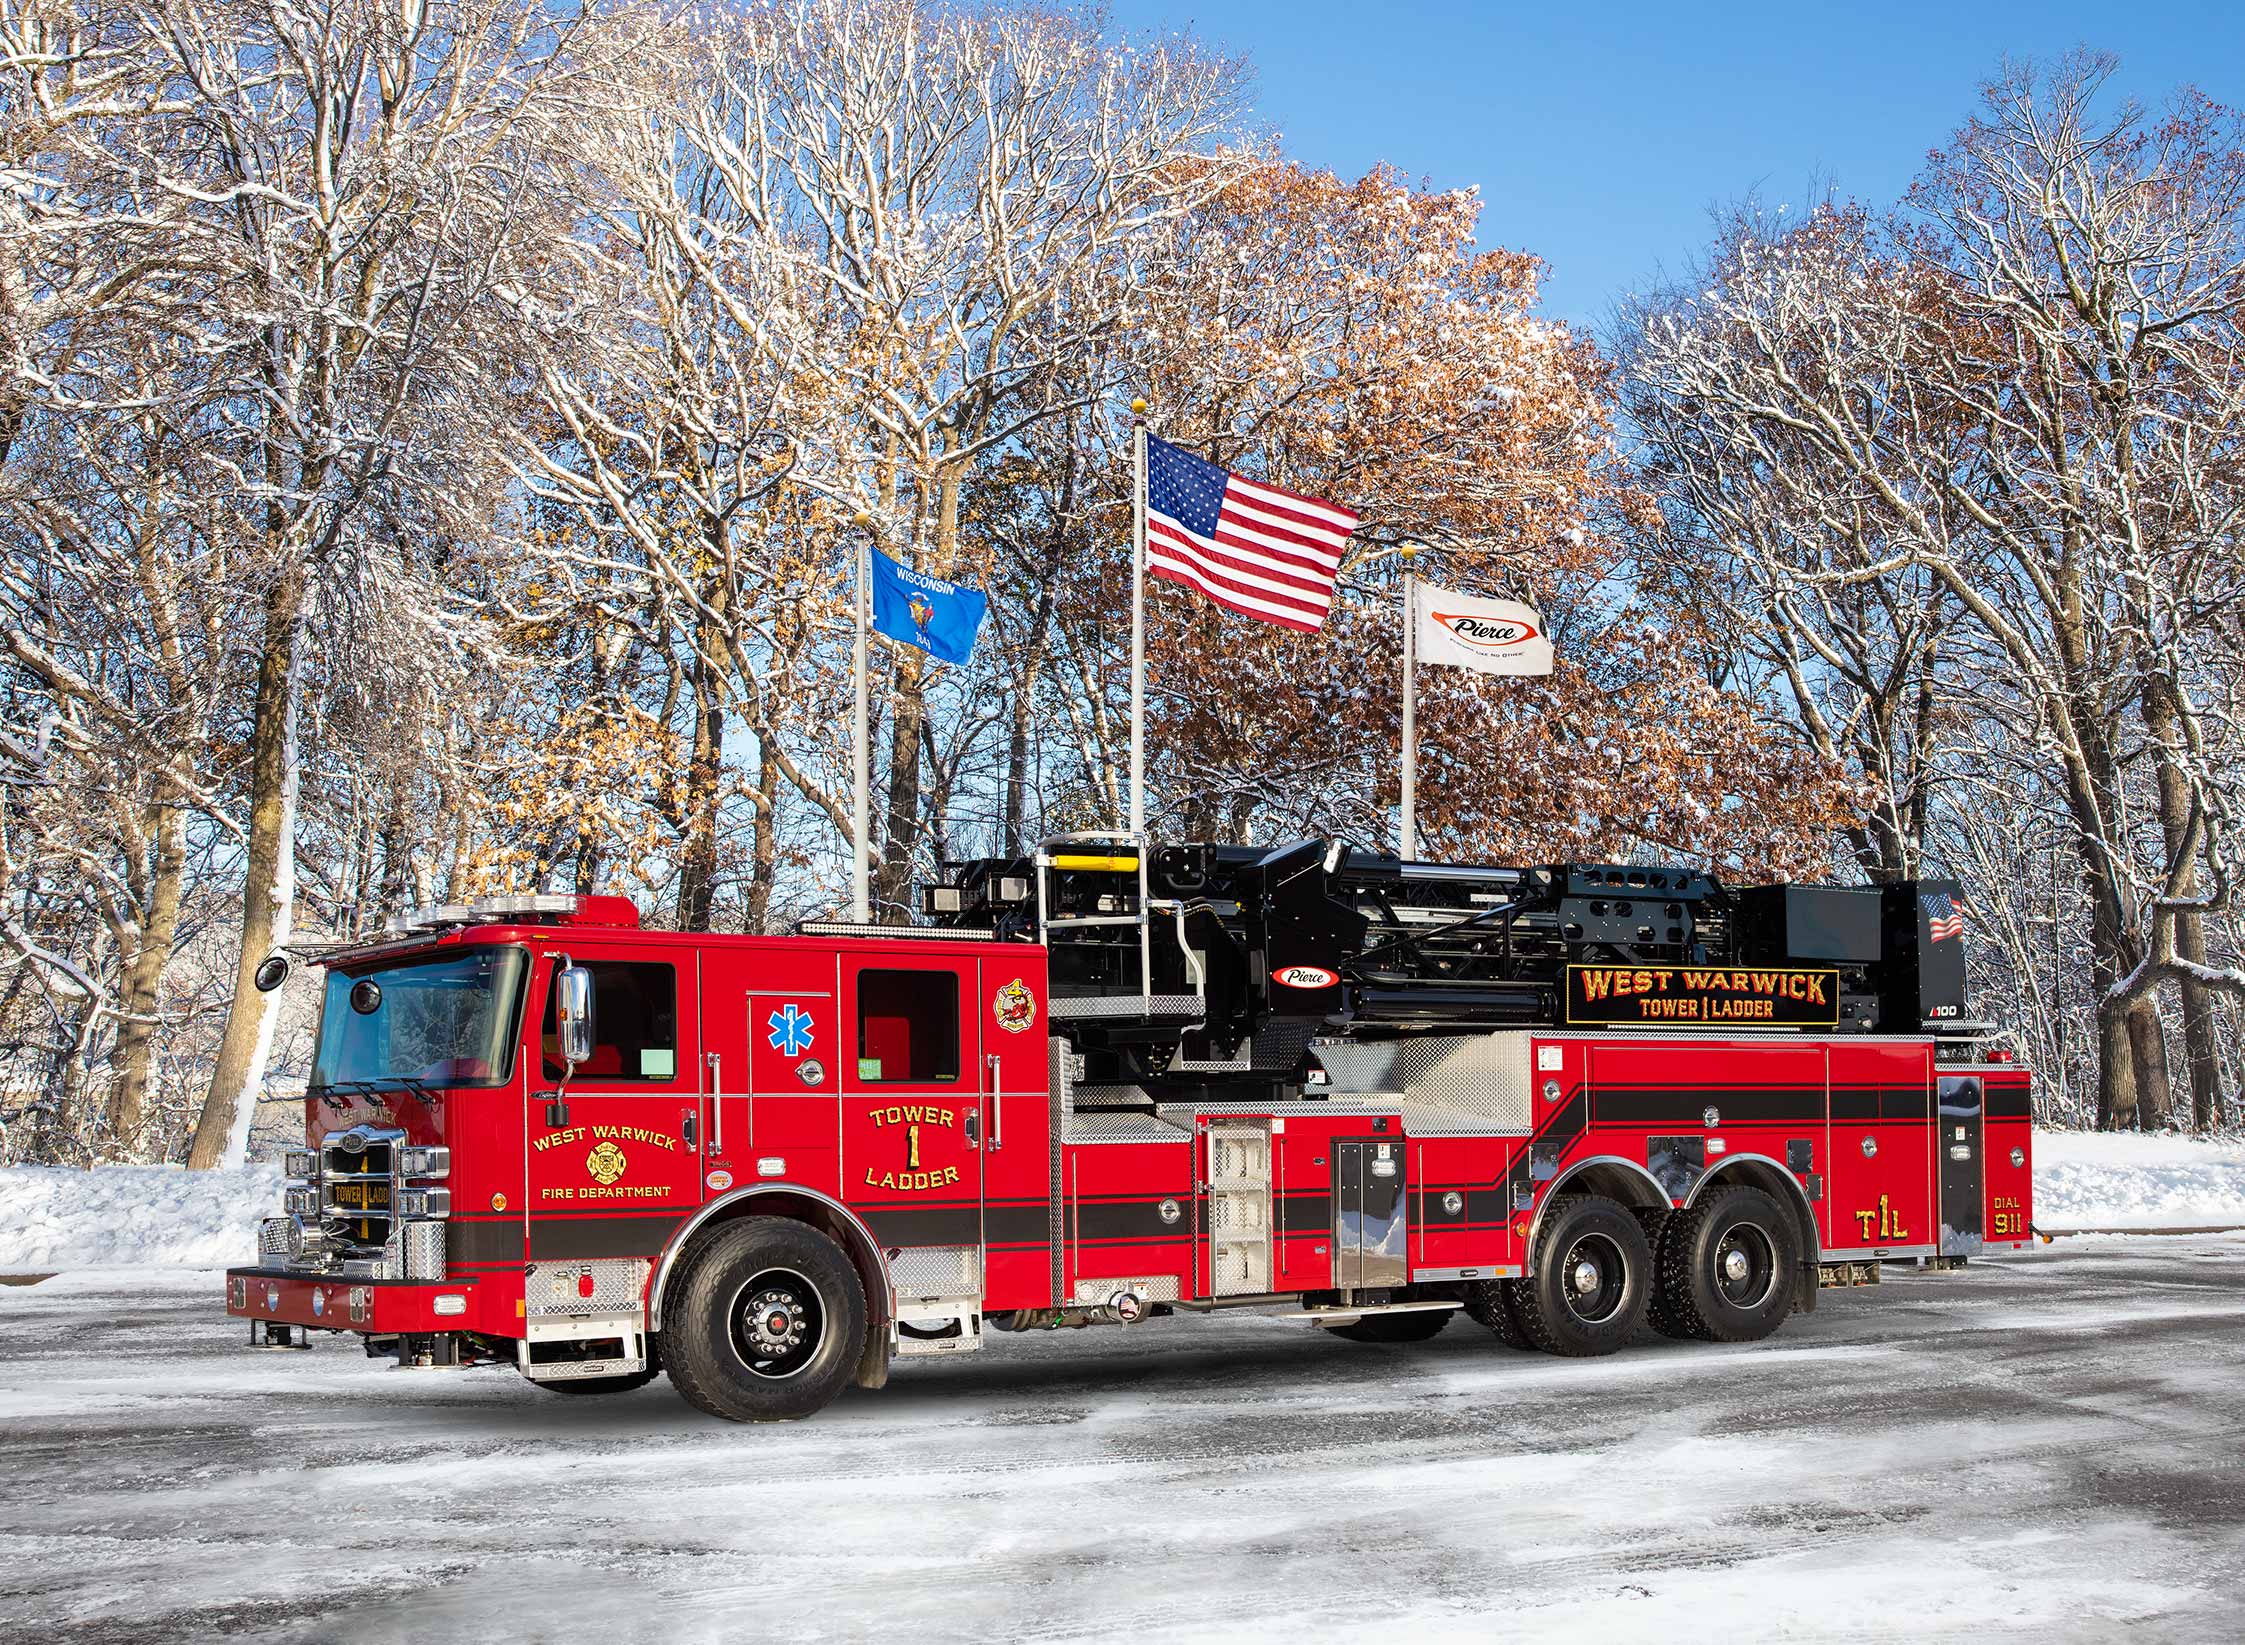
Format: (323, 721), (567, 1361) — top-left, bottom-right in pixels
(892, 1308), (984, 1356)
(1285, 1300), (1464, 1327)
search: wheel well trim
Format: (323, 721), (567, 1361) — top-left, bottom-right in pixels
(1525, 1154), (1672, 1256)
(647, 1183), (890, 1334)
(1685, 1153), (1823, 1264)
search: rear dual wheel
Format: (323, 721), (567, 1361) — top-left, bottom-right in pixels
(1651, 1185), (1798, 1344)
(1508, 1194), (1655, 1356)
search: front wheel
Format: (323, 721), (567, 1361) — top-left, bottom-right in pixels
(665, 1218), (868, 1422)
(1510, 1194), (1653, 1357)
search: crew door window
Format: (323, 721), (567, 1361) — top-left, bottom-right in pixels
(542, 961), (678, 1081)
(857, 970), (959, 1083)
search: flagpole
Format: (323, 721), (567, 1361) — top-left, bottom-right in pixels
(1400, 542), (1418, 860)
(850, 510), (871, 923)
(1128, 399), (1148, 841)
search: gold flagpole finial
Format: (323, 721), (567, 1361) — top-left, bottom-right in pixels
(1130, 398), (1148, 417)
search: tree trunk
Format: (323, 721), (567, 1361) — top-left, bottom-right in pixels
(188, 566), (308, 1170)
(2177, 913), (2225, 1130)
(2094, 991), (2136, 1131)
(2126, 1000), (2174, 1131)
(108, 799), (187, 1153)
(876, 448), (958, 919)
(745, 733), (781, 934)
(676, 545), (732, 932)
(2143, 671), (2226, 1129)
(674, 655), (725, 931)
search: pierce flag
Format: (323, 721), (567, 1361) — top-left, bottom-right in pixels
(867, 547), (986, 666)
(1412, 582), (1554, 676)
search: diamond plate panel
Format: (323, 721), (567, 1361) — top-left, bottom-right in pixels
(1048, 993), (1204, 1020)
(1071, 1274), (1183, 1304)
(1313, 1031), (1533, 1130)
(258, 1217), (293, 1263)
(529, 1257), (651, 1317)
(402, 1221), (447, 1281)
(888, 1244), (982, 1300)
(1063, 1111), (1193, 1143)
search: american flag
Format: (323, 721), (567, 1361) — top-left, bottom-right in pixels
(1920, 892), (1965, 943)
(1144, 434), (1357, 633)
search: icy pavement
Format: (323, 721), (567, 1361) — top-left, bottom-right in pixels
(4, 1243), (2245, 1643)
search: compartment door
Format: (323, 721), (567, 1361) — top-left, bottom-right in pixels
(1333, 1138), (1408, 1291)
(1937, 1074), (1985, 1256)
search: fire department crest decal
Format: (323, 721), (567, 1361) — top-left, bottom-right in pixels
(585, 1141), (628, 1186)
(993, 977), (1036, 1034)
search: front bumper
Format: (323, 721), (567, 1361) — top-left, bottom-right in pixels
(225, 1268), (518, 1336)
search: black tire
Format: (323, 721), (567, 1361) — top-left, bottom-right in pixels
(1463, 1278), (1535, 1351)
(1634, 1205), (1691, 1340)
(1328, 1308), (1453, 1344)
(536, 1338), (663, 1396)
(1510, 1194), (1654, 1357)
(664, 1217), (868, 1421)
(1659, 1185), (1799, 1344)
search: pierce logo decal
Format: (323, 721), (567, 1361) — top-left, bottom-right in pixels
(1431, 612), (1542, 653)
(1272, 965), (1339, 990)
(994, 977), (1037, 1034)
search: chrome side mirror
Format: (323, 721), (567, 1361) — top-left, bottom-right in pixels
(555, 963), (595, 1068)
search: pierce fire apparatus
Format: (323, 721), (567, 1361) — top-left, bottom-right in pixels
(227, 835), (2032, 1421)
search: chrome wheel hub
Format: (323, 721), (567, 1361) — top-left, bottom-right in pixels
(1557, 1233), (1628, 1326)
(726, 1267), (827, 1380)
(1711, 1223), (1778, 1311)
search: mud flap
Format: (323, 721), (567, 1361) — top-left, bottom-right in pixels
(854, 1316), (891, 1390)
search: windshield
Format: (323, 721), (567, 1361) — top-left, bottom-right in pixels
(310, 947), (528, 1090)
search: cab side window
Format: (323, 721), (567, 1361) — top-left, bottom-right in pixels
(542, 961), (678, 1081)
(857, 969), (958, 1083)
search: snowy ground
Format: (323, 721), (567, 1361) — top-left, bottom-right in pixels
(3, 1240), (2245, 1642)
(5, 1128), (2243, 1273)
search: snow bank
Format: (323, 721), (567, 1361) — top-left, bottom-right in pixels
(0, 1165), (277, 1270)
(4, 1132), (2244, 1271)
(2032, 1129), (2245, 1229)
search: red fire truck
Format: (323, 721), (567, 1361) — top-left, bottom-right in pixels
(227, 835), (2033, 1421)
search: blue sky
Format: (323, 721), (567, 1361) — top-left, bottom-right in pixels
(1122, 2), (2244, 330)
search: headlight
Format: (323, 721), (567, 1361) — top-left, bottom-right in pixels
(284, 1150), (318, 1181)
(282, 1185), (318, 1218)
(394, 1187), (452, 1219)
(396, 1145), (451, 1178)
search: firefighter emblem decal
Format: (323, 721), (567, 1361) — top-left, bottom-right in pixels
(586, 1141), (628, 1186)
(993, 977), (1036, 1034)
